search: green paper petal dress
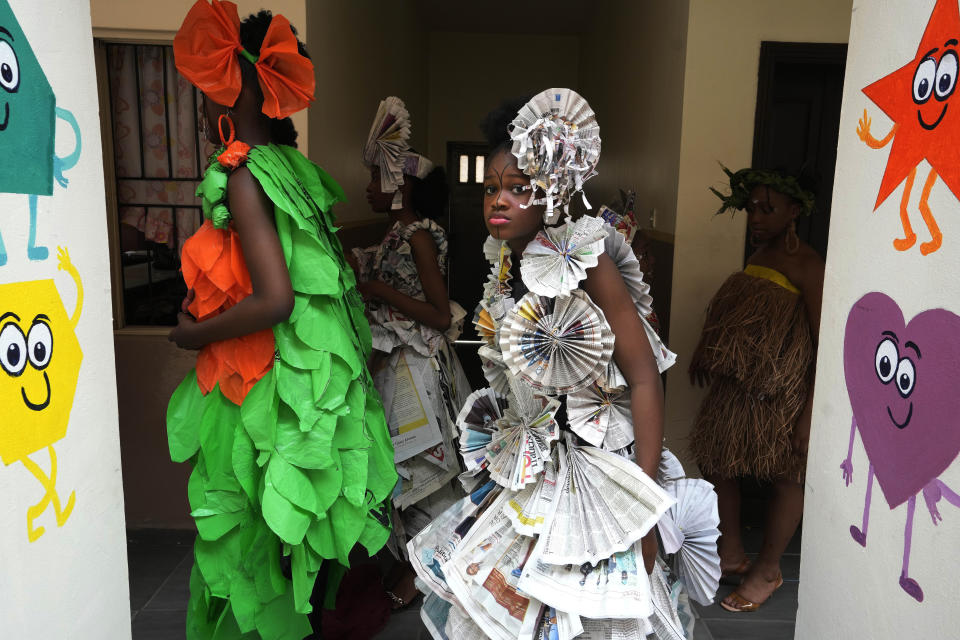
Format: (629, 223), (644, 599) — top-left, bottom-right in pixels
(167, 144), (397, 640)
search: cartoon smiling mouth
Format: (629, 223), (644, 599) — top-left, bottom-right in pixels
(886, 402), (913, 429)
(918, 103), (947, 130)
(21, 371), (51, 411)
(0, 102), (8, 131)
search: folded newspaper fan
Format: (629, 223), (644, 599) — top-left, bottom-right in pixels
(646, 562), (686, 640)
(539, 440), (674, 566)
(478, 345), (510, 395)
(502, 450), (558, 535)
(520, 215), (607, 298)
(510, 88), (601, 223)
(485, 394), (560, 490)
(456, 388), (509, 471)
(567, 382), (634, 450)
(500, 290), (615, 395)
(658, 448), (686, 485)
(602, 225), (653, 317)
(657, 478), (721, 606)
(472, 304), (498, 346)
(362, 96), (412, 195)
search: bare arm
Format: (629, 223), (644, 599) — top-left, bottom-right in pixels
(359, 229), (452, 331)
(583, 254), (664, 572)
(169, 167), (294, 349)
(791, 252), (826, 455)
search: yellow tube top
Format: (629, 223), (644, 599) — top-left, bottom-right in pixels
(744, 264), (800, 294)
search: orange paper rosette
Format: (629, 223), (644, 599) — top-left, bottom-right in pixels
(174, 0), (315, 119)
(181, 219), (275, 404)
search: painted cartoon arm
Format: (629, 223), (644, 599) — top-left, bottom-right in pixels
(53, 108), (82, 188)
(841, 415), (856, 486)
(922, 478), (960, 525)
(856, 109), (898, 149)
(56, 246), (83, 329)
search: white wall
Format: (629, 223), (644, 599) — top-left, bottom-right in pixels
(0, 1), (130, 636)
(664, 0), (853, 470)
(798, 1), (960, 636)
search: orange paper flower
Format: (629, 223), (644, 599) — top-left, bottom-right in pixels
(181, 220), (275, 404)
(174, 0), (315, 119)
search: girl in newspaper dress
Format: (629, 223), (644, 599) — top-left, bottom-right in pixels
(408, 90), (719, 640)
(351, 97), (472, 609)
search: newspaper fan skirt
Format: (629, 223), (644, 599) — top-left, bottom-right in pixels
(520, 215), (607, 298)
(502, 454), (558, 535)
(500, 290), (615, 396)
(510, 88), (601, 223)
(457, 388), (509, 472)
(567, 382), (635, 450)
(538, 440), (674, 566)
(657, 478), (721, 606)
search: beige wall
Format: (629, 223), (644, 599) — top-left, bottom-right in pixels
(579, 1), (689, 235)
(425, 32), (581, 172)
(306, 0), (429, 225)
(664, 0), (853, 470)
(90, 0), (309, 156)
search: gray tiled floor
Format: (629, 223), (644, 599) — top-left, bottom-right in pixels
(128, 520), (800, 639)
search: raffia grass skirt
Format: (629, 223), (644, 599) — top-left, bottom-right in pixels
(688, 271), (813, 482)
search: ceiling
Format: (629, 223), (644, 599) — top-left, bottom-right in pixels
(411, 0), (593, 35)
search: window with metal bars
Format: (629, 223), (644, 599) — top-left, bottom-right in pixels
(97, 41), (215, 327)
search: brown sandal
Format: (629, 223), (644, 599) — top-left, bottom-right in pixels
(720, 573), (783, 613)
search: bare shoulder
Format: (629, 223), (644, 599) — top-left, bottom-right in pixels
(408, 228), (438, 253)
(793, 244), (825, 293)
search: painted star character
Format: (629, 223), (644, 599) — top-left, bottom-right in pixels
(0, 247), (83, 541)
(857, 0), (960, 255)
(0, 0), (81, 267)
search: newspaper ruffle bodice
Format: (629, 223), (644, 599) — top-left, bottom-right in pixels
(353, 218), (464, 357)
(408, 212), (718, 640)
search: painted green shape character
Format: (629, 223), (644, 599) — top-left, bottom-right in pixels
(0, 0), (82, 266)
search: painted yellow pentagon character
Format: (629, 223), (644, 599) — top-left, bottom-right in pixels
(1, 247), (82, 541)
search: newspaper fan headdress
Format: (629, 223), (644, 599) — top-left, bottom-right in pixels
(362, 96), (435, 210)
(509, 88), (601, 224)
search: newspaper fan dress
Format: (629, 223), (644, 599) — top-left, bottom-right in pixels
(352, 218), (472, 548)
(409, 212), (712, 640)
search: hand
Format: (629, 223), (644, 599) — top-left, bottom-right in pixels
(168, 312), (203, 350)
(791, 421), (810, 456)
(181, 289), (196, 314)
(923, 480), (943, 526)
(357, 279), (386, 301)
(640, 531), (658, 575)
(856, 109), (872, 143)
(840, 457), (853, 486)
(53, 156), (70, 188)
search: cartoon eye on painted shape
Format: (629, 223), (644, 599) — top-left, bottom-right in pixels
(0, 247), (83, 542)
(0, 0), (82, 267)
(841, 291), (960, 602)
(856, 0), (960, 256)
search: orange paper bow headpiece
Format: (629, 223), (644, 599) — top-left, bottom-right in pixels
(174, 0), (315, 119)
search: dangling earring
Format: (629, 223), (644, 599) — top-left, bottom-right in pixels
(391, 189), (403, 211)
(786, 220), (800, 254)
(218, 112), (236, 148)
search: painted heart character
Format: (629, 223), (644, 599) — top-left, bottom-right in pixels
(842, 291), (960, 602)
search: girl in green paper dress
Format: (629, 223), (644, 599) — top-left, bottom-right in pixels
(165, 3), (396, 638)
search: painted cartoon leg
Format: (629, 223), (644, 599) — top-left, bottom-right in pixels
(0, 229), (6, 266)
(850, 463), (874, 547)
(894, 167), (918, 251)
(917, 167), (942, 255)
(20, 445), (76, 542)
(27, 194), (49, 261)
(898, 494), (923, 602)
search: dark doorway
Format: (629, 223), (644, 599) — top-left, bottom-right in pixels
(446, 141), (489, 389)
(747, 41), (847, 263)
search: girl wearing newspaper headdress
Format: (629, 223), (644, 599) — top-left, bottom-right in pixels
(166, 2), (397, 638)
(350, 96), (473, 610)
(407, 90), (716, 640)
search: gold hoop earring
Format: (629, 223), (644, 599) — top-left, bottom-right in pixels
(786, 220), (800, 254)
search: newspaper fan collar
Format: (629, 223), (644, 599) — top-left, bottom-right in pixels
(510, 88), (601, 224)
(362, 96), (435, 204)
